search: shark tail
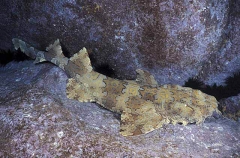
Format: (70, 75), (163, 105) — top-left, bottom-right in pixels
(12, 38), (94, 76)
(12, 38), (68, 70)
(12, 38), (100, 103)
(12, 38), (46, 62)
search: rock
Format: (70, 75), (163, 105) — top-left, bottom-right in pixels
(0, 61), (239, 157)
(0, 0), (239, 86)
(219, 94), (240, 121)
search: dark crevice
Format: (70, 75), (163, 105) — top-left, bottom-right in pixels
(60, 42), (71, 58)
(0, 49), (30, 66)
(184, 71), (240, 101)
(92, 64), (116, 78)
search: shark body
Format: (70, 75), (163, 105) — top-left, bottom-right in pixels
(12, 38), (220, 136)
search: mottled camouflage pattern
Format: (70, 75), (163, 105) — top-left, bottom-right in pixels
(12, 38), (220, 136)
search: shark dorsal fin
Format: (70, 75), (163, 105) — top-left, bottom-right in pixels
(69, 47), (93, 73)
(45, 39), (68, 69)
(46, 39), (64, 57)
(136, 69), (158, 87)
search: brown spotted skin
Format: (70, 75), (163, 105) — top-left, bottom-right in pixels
(13, 38), (221, 136)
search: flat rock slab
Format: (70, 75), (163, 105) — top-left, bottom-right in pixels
(0, 61), (239, 157)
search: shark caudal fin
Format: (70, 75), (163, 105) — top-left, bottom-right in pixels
(12, 38), (46, 62)
(12, 38), (68, 69)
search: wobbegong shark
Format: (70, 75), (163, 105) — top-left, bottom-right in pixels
(12, 38), (220, 136)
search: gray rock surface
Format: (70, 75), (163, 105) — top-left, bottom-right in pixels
(219, 94), (240, 121)
(0, 0), (239, 85)
(0, 61), (239, 157)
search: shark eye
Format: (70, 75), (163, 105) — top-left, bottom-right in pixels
(180, 99), (184, 103)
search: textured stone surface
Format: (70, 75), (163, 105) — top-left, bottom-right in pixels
(0, 61), (239, 157)
(1, 0), (239, 86)
(219, 94), (240, 121)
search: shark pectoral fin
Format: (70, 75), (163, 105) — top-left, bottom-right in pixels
(135, 69), (158, 87)
(120, 98), (169, 136)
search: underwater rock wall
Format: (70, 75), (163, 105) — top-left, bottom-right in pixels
(1, 0), (239, 85)
(0, 1), (239, 157)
